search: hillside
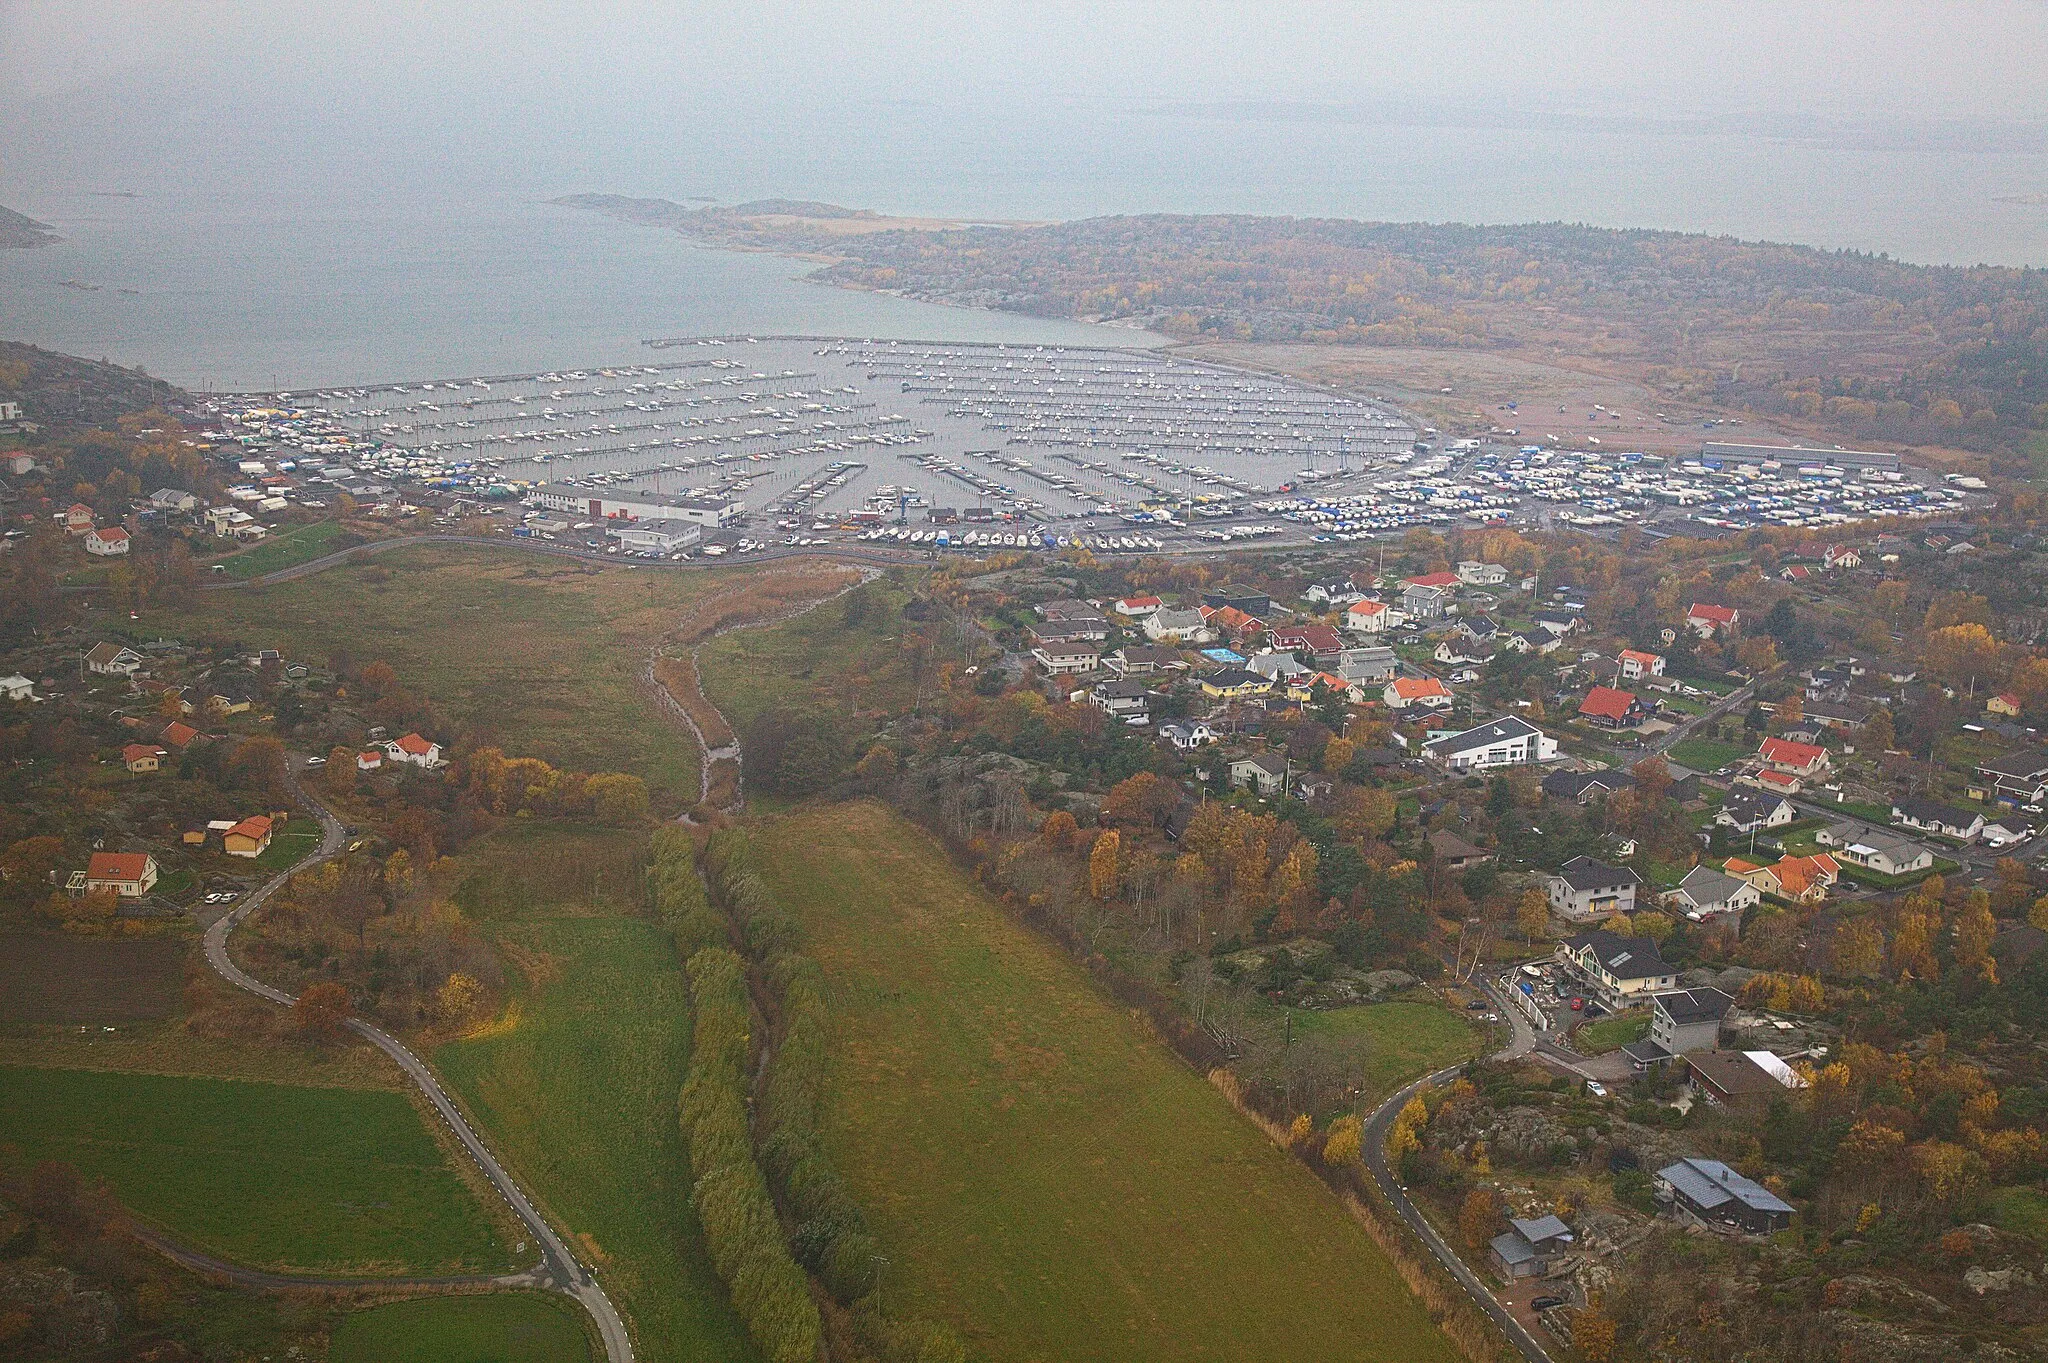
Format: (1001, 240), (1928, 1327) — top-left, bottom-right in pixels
(0, 204), (58, 248)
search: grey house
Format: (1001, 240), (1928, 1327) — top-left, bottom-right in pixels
(1663, 865), (1759, 921)
(1544, 856), (1642, 921)
(1228, 751), (1288, 797)
(1623, 987), (1733, 1069)
(1656, 1158), (1794, 1235)
(1488, 1214), (1574, 1282)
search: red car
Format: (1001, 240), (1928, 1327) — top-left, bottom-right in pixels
(1569, 997), (1585, 1011)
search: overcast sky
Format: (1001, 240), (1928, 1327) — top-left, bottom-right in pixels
(8, 1), (2045, 116)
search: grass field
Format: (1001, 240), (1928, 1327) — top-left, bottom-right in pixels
(1282, 1000), (1484, 1104)
(214, 521), (356, 579)
(330, 1293), (593, 1363)
(750, 801), (1459, 1363)
(435, 908), (754, 1363)
(697, 575), (915, 738)
(252, 823), (323, 871)
(0, 934), (185, 1023)
(1667, 737), (1748, 772)
(1574, 1011), (1649, 1055)
(0, 1066), (515, 1275)
(449, 822), (650, 921)
(1989, 1185), (2048, 1244)
(134, 544), (722, 805)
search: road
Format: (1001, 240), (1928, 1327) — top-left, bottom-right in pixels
(201, 761), (635, 1363)
(1361, 975), (1556, 1363)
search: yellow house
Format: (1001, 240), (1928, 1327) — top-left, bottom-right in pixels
(223, 814), (274, 858)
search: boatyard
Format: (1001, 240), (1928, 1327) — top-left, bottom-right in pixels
(204, 336), (1987, 558)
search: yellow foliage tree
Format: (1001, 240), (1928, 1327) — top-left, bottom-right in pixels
(436, 971), (484, 1023)
(1088, 830), (1121, 900)
(1323, 1115), (1363, 1167)
(1287, 1112), (1313, 1147)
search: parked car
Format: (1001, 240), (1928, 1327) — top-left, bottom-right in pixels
(1531, 1296), (1567, 1311)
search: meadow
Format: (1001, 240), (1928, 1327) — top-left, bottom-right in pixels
(696, 574), (918, 738)
(1282, 1000), (1483, 1104)
(135, 544), (720, 805)
(0, 1065), (515, 1275)
(212, 520), (357, 579)
(329, 1293), (593, 1363)
(1666, 737), (1750, 773)
(750, 801), (1460, 1363)
(434, 860), (756, 1363)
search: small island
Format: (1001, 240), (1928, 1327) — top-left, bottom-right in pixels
(0, 205), (59, 248)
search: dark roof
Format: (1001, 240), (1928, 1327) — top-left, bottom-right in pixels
(1719, 789), (1790, 822)
(1553, 856), (1643, 892)
(1893, 796), (1978, 827)
(1203, 667), (1266, 689)
(1426, 829), (1487, 861)
(1543, 769), (1632, 800)
(1093, 678), (1151, 698)
(1562, 930), (1671, 981)
(1423, 714), (1544, 757)
(1659, 1157), (1794, 1215)
(1684, 1051), (1784, 1100)
(1232, 751), (1288, 776)
(1652, 987), (1734, 1026)
(1976, 748), (2048, 779)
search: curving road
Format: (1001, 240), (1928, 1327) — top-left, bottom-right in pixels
(201, 763), (634, 1363)
(1361, 976), (1555, 1363)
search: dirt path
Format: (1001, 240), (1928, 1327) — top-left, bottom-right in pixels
(122, 1215), (546, 1294)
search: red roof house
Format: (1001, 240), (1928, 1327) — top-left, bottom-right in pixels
(1759, 736), (1829, 777)
(1579, 685), (1649, 729)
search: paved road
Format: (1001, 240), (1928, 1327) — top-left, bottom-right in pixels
(201, 762), (634, 1363)
(1361, 976), (1556, 1363)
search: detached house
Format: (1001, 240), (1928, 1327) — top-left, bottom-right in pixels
(1969, 749), (2048, 806)
(1421, 715), (1556, 773)
(1201, 668), (1274, 700)
(1622, 986), (1735, 1069)
(1383, 676), (1453, 711)
(1724, 852), (1839, 903)
(1143, 608), (1213, 644)
(1715, 789), (1795, 834)
(84, 526), (131, 556)
(1835, 832), (1934, 878)
(223, 814), (275, 858)
(1758, 736), (1829, 779)
(1686, 603), (1740, 638)
(62, 503), (95, 534)
(84, 643), (144, 677)
(384, 733), (444, 769)
(1663, 866), (1759, 922)
(1488, 1215), (1573, 1283)
(1268, 622), (1344, 663)
(121, 743), (166, 774)
(1544, 856), (1642, 921)
(1618, 649), (1665, 681)
(1892, 797), (1983, 842)
(1229, 752), (1289, 797)
(1578, 685), (1649, 730)
(82, 851), (158, 898)
(1032, 643), (1100, 677)
(1656, 1157), (1794, 1235)
(1456, 561), (1509, 586)
(1344, 599), (1394, 635)
(1556, 929), (1676, 1009)
(1089, 678), (1151, 718)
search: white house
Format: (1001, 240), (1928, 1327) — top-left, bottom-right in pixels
(1892, 797), (1983, 843)
(1686, 604), (1740, 638)
(1229, 752), (1289, 797)
(1142, 608), (1213, 644)
(1456, 561), (1508, 586)
(383, 732), (445, 768)
(1544, 856), (1643, 921)
(84, 643), (144, 677)
(1113, 595), (1163, 617)
(613, 518), (702, 553)
(1421, 715), (1557, 773)
(1344, 599), (1394, 634)
(1837, 832), (1934, 878)
(1032, 644), (1100, 676)
(1618, 649), (1665, 681)
(0, 674), (36, 702)
(1663, 866), (1760, 922)
(1383, 676), (1454, 711)
(84, 526), (131, 557)
(1159, 720), (1217, 751)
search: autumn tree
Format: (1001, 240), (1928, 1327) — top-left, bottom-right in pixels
(1099, 772), (1178, 828)
(435, 971), (483, 1023)
(1088, 830), (1121, 900)
(1321, 737), (1355, 774)
(1830, 918), (1884, 979)
(1954, 892), (1998, 983)
(1039, 810), (1079, 852)
(293, 981), (353, 1042)
(588, 772), (650, 825)
(1517, 887), (1550, 942)
(323, 744), (357, 792)
(1323, 1114), (1363, 1167)
(1573, 1305), (1618, 1363)
(1458, 1186), (1504, 1249)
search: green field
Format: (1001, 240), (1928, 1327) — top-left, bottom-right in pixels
(1989, 1185), (2048, 1244)
(1666, 738), (1748, 772)
(1575, 1011), (1649, 1055)
(1283, 1000), (1484, 1103)
(215, 520), (354, 579)
(137, 544), (717, 805)
(435, 906), (754, 1363)
(751, 801), (1459, 1363)
(330, 1293), (593, 1363)
(697, 575), (916, 737)
(0, 1066), (515, 1275)
(252, 823), (323, 871)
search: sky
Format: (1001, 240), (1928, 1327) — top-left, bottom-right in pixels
(3, 2), (2047, 250)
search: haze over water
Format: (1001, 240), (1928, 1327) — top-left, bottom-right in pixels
(4, 2), (2046, 389)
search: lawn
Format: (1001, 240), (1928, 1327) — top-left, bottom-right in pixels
(213, 520), (356, 580)
(1575, 1011), (1649, 1055)
(136, 544), (724, 807)
(1988, 1185), (2048, 1244)
(1281, 1000), (1483, 1104)
(252, 823), (323, 872)
(750, 801), (1460, 1363)
(0, 1066), (516, 1275)
(435, 908), (754, 1363)
(1666, 737), (1748, 772)
(330, 1293), (593, 1363)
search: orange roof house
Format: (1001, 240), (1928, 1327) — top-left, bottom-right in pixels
(1384, 676), (1454, 710)
(160, 720), (201, 749)
(1686, 603), (1740, 637)
(223, 814), (274, 858)
(1404, 571), (1461, 589)
(83, 851), (158, 897)
(121, 743), (166, 773)
(1759, 736), (1830, 777)
(1579, 685), (1648, 729)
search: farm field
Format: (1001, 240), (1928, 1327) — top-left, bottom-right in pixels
(133, 544), (721, 805)
(435, 904), (755, 1363)
(750, 801), (1460, 1363)
(0, 933), (185, 1023)
(1282, 1000), (1484, 1104)
(329, 1293), (593, 1363)
(0, 1066), (516, 1275)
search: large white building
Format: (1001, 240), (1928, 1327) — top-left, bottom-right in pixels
(528, 484), (743, 527)
(1420, 715), (1557, 773)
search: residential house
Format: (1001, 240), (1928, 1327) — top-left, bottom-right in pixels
(62, 503), (95, 534)
(1987, 692), (2023, 718)
(0, 674), (36, 702)
(1112, 595), (1162, 617)
(1031, 643), (1100, 677)
(1401, 583), (1453, 620)
(1835, 832), (1934, 878)
(1302, 580), (1362, 607)
(1804, 697), (1872, 733)
(1541, 770), (1632, 805)
(1892, 797), (1984, 842)
(1294, 776), (1334, 802)
(1422, 715), (1557, 773)
(1663, 866), (1759, 922)
(1738, 767), (1805, 798)
(1681, 1054), (1806, 1116)
(1758, 736), (1830, 779)
(1823, 544), (1862, 570)
(1201, 587), (1272, 616)
(1655, 1158), (1794, 1234)
(1618, 649), (1665, 681)
(1343, 599), (1394, 634)
(84, 643), (144, 677)
(1578, 685), (1649, 730)
(1426, 829), (1491, 870)
(1555, 929), (1676, 1008)
(1335, 646), (1398, 686)
(1969, 749), (2048, 806)
(84, 526), (130, 556)
(1383, 676), (1453, 711)
(1622, 986), (1736, 1069)
(81, 851), (158, 898)
(1247, 652), (1313, 685)
(223, 815), (275, 858)
(1201, 605), (1267, 643)
(1545, 857), (1643, 921)
(1030, 619), (1109, 647)
(1982, 815), (2034, 849)
(1268, 622), (1344, 663)
(1488, 1215), (1574, 1283)
(1715, 790), (1796, 834)
(121, 743), (166, 774)
(356, 749), (384, 771)
(150, 487), (199, 513)
(1229, 752), (1288, 797)
(1533, 610), (1583, 639)
(159, 720), (201, 751)
(1158, 720), (1217, 751)
(381, 733), (442, 768)
(1403, 571), (1462, 592)
(1201, 668), (1274, 700)
(1089, 678), (1151, 718)
(1456, 561), (1509, 586)
(1103, 645), (1184, 678)
(1143, 607), (1214, 644)
(1686, 604), (1740, 638)
(1724, 852), (1839, 903)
